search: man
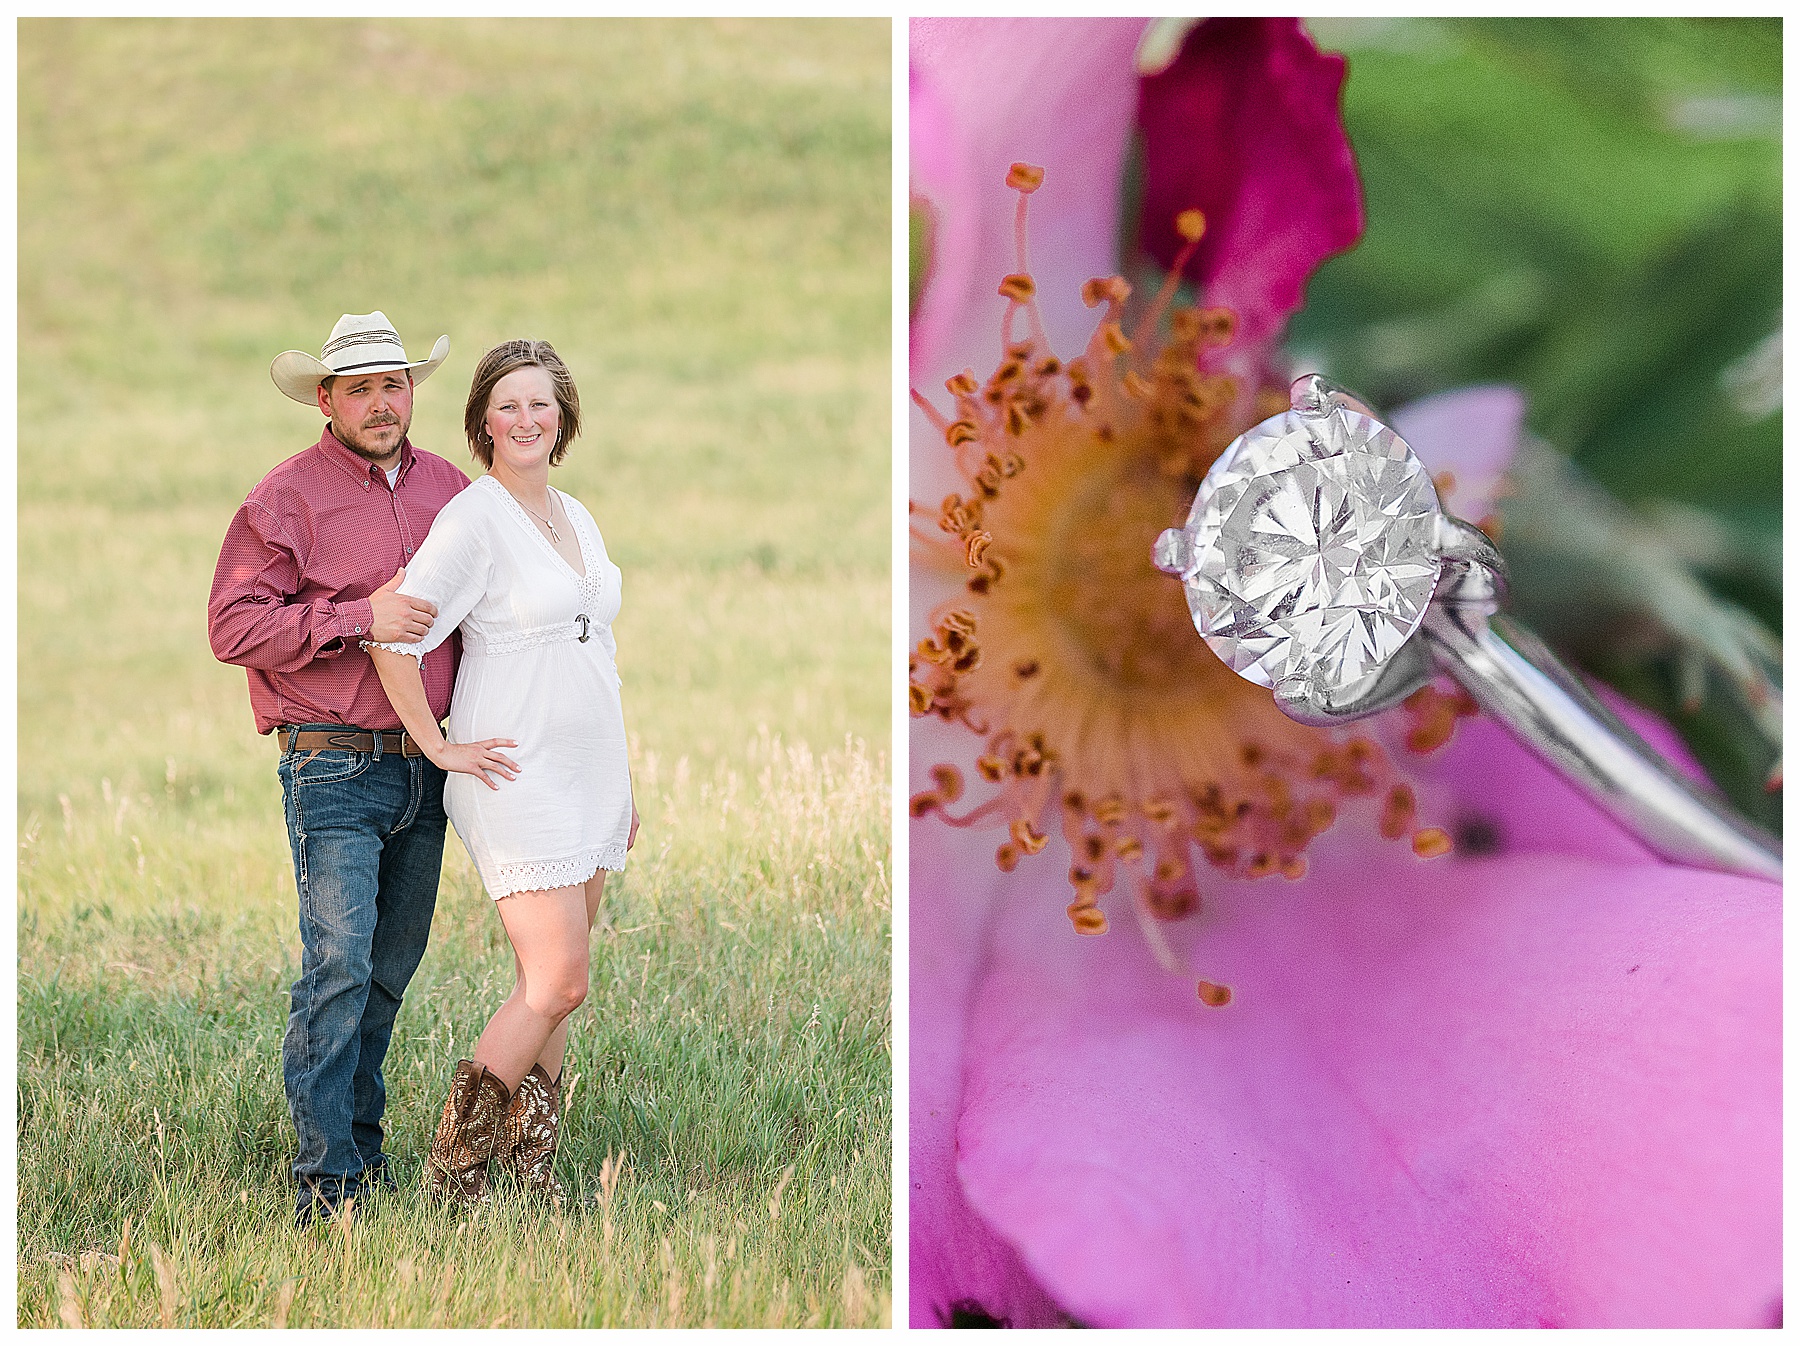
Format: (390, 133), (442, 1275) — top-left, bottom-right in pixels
(208, 312), (469, 1226)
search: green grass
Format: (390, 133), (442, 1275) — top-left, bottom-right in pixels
(19, 17), (890, 1329)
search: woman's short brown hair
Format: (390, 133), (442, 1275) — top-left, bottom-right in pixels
(463, 339), (582, 469)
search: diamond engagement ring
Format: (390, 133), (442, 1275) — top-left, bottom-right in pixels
(1153, 375), (1782, 882)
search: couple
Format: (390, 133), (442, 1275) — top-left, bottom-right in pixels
(207, 312), (639, 1225)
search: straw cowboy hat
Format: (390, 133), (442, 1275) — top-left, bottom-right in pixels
(270, 311), (450, 404)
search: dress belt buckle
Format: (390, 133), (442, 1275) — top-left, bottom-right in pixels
(576, 614), (590, 643)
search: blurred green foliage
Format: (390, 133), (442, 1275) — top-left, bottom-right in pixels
(1292, 16), (1781, 827)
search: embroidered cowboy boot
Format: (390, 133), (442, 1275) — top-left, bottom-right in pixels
(426, 1059), (512, 1202)
(498, 1063), (569, 1203)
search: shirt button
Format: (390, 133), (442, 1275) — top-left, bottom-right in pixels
(354, 625), (363, 634)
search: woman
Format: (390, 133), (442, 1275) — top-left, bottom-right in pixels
(367, 338), (638, 1205)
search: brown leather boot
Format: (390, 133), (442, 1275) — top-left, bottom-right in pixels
(426, 1059), (512, 1202)
(498, 1063), (569, 1203)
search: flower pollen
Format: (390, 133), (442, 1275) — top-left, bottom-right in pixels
(1197, 979), (1232, 1008)
(911, 168), (1457, 938)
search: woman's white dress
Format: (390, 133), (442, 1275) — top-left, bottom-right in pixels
(369, 473), (632, 898)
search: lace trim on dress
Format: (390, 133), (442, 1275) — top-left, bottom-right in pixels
(488, 842), (628, 898)
(463, 619), (588, 658)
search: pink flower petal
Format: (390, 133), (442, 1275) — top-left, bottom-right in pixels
(909, 815), (1067, 1328)
(1138, 19), (1363, 354)
(909, 18), (1148, 383)
(1389, 385), (1526, 524)
(909, 63), (979, 378)
(955, 837), (1780, 1327)
(1410, 684), (1715, 868)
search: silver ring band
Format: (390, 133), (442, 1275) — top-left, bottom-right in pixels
(1423, 603), (1780, 881)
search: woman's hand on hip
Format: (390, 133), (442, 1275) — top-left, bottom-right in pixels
(430, 738), (521, 790)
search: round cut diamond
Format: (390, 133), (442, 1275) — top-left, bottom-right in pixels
(1179, 407), (1442, 697)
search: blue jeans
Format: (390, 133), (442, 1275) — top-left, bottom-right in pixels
(277, 728), (448, 1213)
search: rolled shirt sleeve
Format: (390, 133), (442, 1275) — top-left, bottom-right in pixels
(210, 498), (365, 670)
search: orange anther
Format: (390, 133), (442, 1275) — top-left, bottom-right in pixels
(1006, 162), (1045, 193)
(940, 609), (976, 635)
(1010, 819), (1049, 854)
(930, 764), (964, 803)
(1147, 884), (1198, 920)
(1196, 980), (1232, 1007)
(1380, 784), (1416, 841)
(1199, 308), (1237, 348)
(1069, 905), (1109, 936)
(998, 273), (1036, 302)
(1412, 827), (1454, 859)
(1175, 209), (1206, 243)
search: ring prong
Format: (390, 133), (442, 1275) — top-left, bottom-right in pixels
(1433, 513), (1506, 574)
(1289, 374), (1376, 419)
(1273, 673), (1341, 727)
(1290, 374), (1338, 415)
(1153, 526), (1196, 577)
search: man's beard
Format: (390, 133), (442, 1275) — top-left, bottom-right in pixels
(333, 412), (410, 462)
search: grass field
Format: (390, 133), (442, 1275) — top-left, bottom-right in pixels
(19, 18), (891, 1328)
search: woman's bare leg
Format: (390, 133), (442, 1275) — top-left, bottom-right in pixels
(533, 870), (608, 1079)
(469, 884), (590, 1092)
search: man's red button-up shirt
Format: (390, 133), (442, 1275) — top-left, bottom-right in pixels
(208, 426), (471, 736)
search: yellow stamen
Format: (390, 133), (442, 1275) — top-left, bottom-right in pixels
(1006, 162), (1045, 193)
(910, 166), (1457, 943)
(1069, 905), (1109, 936)
(1412, 827), (1454, 859)
(998, 273), (1036, 302)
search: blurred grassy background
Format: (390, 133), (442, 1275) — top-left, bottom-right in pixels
(1292, 16), (1781, 827)
(20, 17), (889, 1328)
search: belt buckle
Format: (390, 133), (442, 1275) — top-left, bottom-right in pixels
(576, 614), (591, 643)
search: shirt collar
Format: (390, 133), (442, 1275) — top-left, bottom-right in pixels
(318, 424), (415, 486)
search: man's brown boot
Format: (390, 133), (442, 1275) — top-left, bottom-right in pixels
(498, 1063), (569, 1203)
(426, 1059), (512, 1202)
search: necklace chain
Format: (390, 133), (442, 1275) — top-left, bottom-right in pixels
(508, 484), (561, 543)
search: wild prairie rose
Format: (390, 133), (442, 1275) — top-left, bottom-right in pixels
(909, 16), (1780, 1328)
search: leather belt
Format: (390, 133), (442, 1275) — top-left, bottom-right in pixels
(277, 727), (428, 758)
